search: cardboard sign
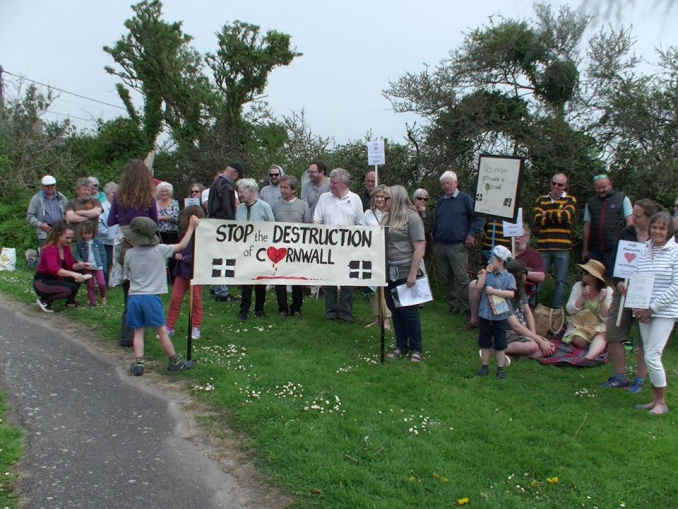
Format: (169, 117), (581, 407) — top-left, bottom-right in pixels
(612, 240), (647, 279)
(367, 140), (385, 166)
(502, 208), (524, 237)
(474, 155), (523, 221)
(623, 275), (655, 309)
(193, 219), (387, 286)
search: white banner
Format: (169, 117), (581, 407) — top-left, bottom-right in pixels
(193, 219), (387, 286)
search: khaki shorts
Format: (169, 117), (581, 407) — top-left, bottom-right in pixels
(605, 290), (633, 343)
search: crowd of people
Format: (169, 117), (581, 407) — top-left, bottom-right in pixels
(25, 162), (678, 411)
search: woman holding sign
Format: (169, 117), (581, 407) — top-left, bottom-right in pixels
(631, 211), (678, 415)
(383, 186), (426, 363)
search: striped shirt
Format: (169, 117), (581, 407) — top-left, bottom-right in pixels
(635, 236), (678, 318)
(534, 192), (577, 251)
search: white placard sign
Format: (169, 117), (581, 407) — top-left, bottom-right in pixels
(184, 198), (201, 207)
(623, 275), (655, 309)
(192, 219), (386, 286)
(367, 140), (385, 166)
(502, 208), (524, 237)
(612, 240), (647, 279)
(474, 155), (523, 221)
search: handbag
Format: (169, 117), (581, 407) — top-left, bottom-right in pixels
(533, 304), (565, 337)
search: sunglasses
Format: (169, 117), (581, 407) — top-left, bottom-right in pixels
(593, 174), (607, 181)
(551, 181), (565, 187)
(269, 173), (280, 177)
(416, 197), (429, 201)
(191, 189), (201, 194)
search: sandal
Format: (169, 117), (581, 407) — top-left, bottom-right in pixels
(387, 349), (405, 359)
(410, 352), (423, 363)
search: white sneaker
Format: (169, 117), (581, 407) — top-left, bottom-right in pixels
(191, 327), (201, 340)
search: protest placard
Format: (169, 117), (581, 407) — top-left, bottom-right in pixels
(474, 155), (523, 221)
(623, 275), (655, 309)
(612, 240), (647, 279)
(502, 208), (523, 237)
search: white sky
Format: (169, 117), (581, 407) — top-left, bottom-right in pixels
(2, 0), (676, 145)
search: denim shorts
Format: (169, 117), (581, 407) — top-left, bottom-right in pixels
(127, 294), (166, 329)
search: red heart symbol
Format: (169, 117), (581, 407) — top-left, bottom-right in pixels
(624, 253), (636, 263)
(267, 247), (287, 264)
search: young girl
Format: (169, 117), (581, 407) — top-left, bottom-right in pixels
(74, 220), (107, 307)
(563, 259), (613, 361)
(166, 206), (206, 340)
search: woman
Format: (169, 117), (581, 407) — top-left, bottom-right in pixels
(360, 185), (392, 329)
(99, 182), (118, 283)
(34, 220), (88, 312)
(108, 159), (158, 346)
(601, 199), (657, 392)
(156, 182), (180, 283)
(412, 188), (433, 260)
(383, 186), (426, 363)
(632, 212), (678, 415)
(188, 183), (205, 205)
(563, 259), (613, 361)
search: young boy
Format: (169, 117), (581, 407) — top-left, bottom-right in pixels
(475, 245), (516, 379)
(122, 215), (199, 376)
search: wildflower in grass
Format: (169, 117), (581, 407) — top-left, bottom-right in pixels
(546, 476), (559, 484)
(456, 497), (470, 506)
(442, 477), (449, 483)
(408, 476), (416, 483)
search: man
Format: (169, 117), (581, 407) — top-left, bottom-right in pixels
(313, 168), (363, 323)
(260, 164), (285, 205)
(432, 170), (485, 319)
(360, 170), (376, 210)
(301, 161), (330, 217)
(26, 175), (69, 249)
(582, 174), (632, 278)
(65, 177), (103, 243)
(207, 162), (244, 302)
(272, 175), (312, 320)
(463, 225), (546, 330)
(534, 173), (577, 309)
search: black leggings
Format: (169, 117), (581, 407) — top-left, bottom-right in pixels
(34, 275), (81, 303)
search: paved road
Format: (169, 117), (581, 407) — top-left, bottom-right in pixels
(0, 299), (273, 509)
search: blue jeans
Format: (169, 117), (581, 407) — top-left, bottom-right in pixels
(539, 250), (569, 309)
(212, 285), (230, 297)
(385, 279), (422, 354)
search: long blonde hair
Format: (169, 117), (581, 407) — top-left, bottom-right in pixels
(382, 185), (416, 230)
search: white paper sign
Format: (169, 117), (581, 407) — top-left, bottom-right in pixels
(184, 198), (201, 207)
(623, 275), (655, 309)
(474, 155), (523, 221)
(502, 208), (523, 237)
(395, 277), (433, 306)
(193, 219), (386, 286)
(367, 140), (385, 166)
(613, 240), (647, 279)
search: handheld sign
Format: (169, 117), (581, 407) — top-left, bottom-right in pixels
(474, 155), (523, 222)
(623, 275), (655, 309)
(502, 208), (524, 237)
(367, 141), (385, 166)
(612, 240), (646, 279)
(184, 198), (201, 207)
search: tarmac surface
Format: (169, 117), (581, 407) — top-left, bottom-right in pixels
(0, 298), (282, 509)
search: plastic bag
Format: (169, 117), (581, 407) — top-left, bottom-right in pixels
(0, 247), (17, 272)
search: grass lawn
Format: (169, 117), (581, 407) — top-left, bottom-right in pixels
(0, 391), (23, 509)
(2, 267), (678, 508)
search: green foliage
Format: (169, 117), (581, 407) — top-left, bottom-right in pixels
(0, 392), (23, 509)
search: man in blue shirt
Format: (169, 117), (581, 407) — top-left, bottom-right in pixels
(432, 171), (485, 319)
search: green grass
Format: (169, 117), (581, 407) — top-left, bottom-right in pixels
(0, 392), (23, 509)
(2, 267), (678, 508)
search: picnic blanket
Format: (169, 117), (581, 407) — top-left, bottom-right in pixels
(536, 339), (608, 367)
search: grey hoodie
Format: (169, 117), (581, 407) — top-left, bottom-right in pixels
(260, 165), (286, 205)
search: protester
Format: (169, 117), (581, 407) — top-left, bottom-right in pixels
(108, 159), (159, 347)
(100, 182), (118, 281)
(187, 183), (205, 204)
(562, 259), (612, 361)
(360, 170), (376, 210)
(123, 216), (199, 376)
(73, 220), (107, 308)
(534, 173), (577, 309)
(33, 220), (88, 312)
(88, 176), (107, 204)
(475, 246), (516, 379)
(301, 161), (330, 217)
(631, 211), (678, 415)
(359, 185), (392, 329)
(166, 206), (206, 340)
(582, 174), (633, 278)
(383, 186), (426, 363)
(432, 171), (485, 320)
(601, 199), (657, 391)
(156, 182), (180, 283)
(26, 175), (69, 250)
(64, 177), (103, 244)
(271, 176), (311, 320)
(236, 179), (275, 321)
(313, 168), (363, 323)
(412, 188), (433, 260)
(260, 164), (285, 205)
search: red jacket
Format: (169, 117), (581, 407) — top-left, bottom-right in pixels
(36, 244), (76, 278)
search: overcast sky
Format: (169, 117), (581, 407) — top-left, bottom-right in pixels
(2, 0), (677, 145)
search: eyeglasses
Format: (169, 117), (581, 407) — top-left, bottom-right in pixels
(593, 174), (607, 181)
(269, 173), (280, 177)
(307, 170), (319, 175)
(416, 197), (429, 201)
(551, 181), (565, 187)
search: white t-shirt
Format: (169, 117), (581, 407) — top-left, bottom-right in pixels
(313, 191), (363, 226)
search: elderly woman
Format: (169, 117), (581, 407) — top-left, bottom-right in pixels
(412, 188), (433, 258)
(384, 185), (426, 363)
(34, 220), (89, 312)
(156, 182), (180, 283)
(632, 212), (678, 415)
(236, 179), (275, 321)
(563, 259), (613, 361)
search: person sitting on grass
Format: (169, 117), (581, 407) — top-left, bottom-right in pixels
(34, 220), (89, 312)
(562, 259), (612, 361)
(122, 215), (200, 376)
(73, 220), (107, 308)
(475, 245), (516, 379)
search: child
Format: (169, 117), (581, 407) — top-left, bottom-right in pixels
(166, 206), (205, 340)
(122, 215), (199, 376)
(475, 245), (516, 379)
(74, 220), (107, 307)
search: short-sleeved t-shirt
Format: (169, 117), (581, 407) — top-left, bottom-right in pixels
(124, 244), (174, 295)
(65, 198), (102, 241)
(508, 294), (529, 327)
(478, 270), (517, 321)
(313, 191), (363, 226)
(388, 212), (425, 267)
